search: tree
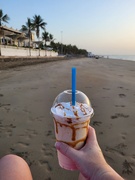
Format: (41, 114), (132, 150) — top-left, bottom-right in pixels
(50, 42), (88, 56)
(42, 32), (54, 56)
(0, 9), (10, 56)
(32, 15), (47, 40)
(32, 15), (47, 56)
(50, 41), (58, 52)
(0, 9), (10, 26)
(48, 33), (54, 56)
(42, 31), (49, 47)
(49, 33), (53, 42)
(42, 31), (49, 56)
(21, 18), (34, 56)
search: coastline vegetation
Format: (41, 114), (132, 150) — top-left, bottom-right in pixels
(0, 9), (88, 56)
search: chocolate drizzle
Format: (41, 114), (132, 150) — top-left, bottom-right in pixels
(54, 102), (91, 118)
(73, 111), (78, 117)
(80, 104), (87, 115)
(55, 103), (64, 109)
(67, 118), (72, 124)
(53, 118), (90, 148)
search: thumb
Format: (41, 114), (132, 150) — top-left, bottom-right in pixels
(55, 142), (80, 162)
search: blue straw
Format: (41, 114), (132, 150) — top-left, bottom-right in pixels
(72, 67), (76, 106)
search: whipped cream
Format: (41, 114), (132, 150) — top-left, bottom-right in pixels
(51, 102), (93, 118)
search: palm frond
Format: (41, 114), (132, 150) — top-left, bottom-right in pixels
(21, 25), (28, 31)
(0, 9), (10, 25)
(32, 14), (47, 38)
(49, 34), (53, 40)
(2, 14), (10, 23)
(0, 9), (3, 18)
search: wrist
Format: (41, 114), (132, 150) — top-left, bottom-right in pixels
(93, 164), (123, 180)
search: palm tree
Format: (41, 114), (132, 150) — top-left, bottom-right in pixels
(42, 32), (54, 56)
(0, 9), (10, 26)
(21, 18), (34, 56)
(32, 15), (47, 56)
(42, 31), (49, 56)
(49, 34), (53, 43)
(42, 31), (49, 47)
(0, 9), (10, 56)
(48, 34), (54, 56)
(32, 15), (47, 39)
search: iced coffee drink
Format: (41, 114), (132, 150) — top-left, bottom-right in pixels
(51, 90), (94, 170)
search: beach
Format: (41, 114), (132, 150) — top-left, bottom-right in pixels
(0, 57), (135, 180)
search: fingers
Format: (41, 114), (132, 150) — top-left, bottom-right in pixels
(55, 142), (80, 162)
(86, 126), (98, 145)
(55, 126), (99, 163)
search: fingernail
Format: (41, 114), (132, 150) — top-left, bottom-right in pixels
(55, 142), (60, 149)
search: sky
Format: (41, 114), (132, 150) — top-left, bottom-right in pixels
(1, 0), (135, 55)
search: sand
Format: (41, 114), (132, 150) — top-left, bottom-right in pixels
(0, 56), (67, 70)
(0, 57), (135, 180)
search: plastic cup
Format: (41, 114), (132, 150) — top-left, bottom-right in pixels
(51, 90), (94, 170)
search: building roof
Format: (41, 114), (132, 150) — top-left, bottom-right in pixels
(0, 25), (22, 36)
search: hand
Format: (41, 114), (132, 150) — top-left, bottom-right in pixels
(55, 126), (123, 180)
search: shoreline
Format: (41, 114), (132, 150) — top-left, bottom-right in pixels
(106, 55), (135, 62)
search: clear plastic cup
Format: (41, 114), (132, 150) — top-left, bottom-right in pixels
(51, 90), (94, 170)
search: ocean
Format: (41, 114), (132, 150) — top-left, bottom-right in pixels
(105, 55), (135, 62)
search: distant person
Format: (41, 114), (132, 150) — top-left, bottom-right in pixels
(55, 126), (124, 180)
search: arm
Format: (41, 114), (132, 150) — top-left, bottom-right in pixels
(55, 126), (124, 180)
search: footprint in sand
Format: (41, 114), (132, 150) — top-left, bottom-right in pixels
(99, 132), (103, 135)
(111, 113), (129, 119)
(118, 87), (129, 91)
(16, 151), (29, 159)
(46, 130), (52, 136)
(115, 143), (127, 151)
(0, 103), (10, 108)
(10, 148), (26, 158)
(17, 142), (30, 147)
(119, 94), (126, 98)
(92, 121), (102, 126)
(39, 160), (52, 172)
(118, 87), (124, 89)
(0, 103), (11, 112)
(1, 123), (16, 137)
(102, 96), (110, 99)
(6, 129), (12, 137)
(122, 160), (134, 175)
(30, 87), (38, 90)
(121, 132), (127, 140)
(10, 149), (34, 167)
(104, 154), (115, 164)
(105, 142), (127, 156)
(42, 143), (54, 157)
(103, 88), (110, 90)
(10, 124), (16, 128)
(115, 105), (125, 108)
(26, 129), (38, 138)
(45, 178), (51, 180)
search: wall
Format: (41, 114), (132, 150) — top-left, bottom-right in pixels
(0, 46), (58, 57)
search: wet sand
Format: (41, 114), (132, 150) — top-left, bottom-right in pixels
(0, 57), (135, 179)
